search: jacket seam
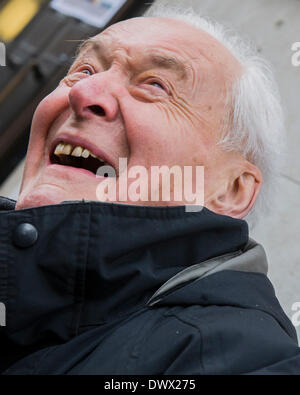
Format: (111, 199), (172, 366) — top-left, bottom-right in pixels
(162, 311), (205, 374)
(173, 308), (231, 374)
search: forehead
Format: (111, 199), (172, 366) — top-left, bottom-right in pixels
(78, 17), (241, 82)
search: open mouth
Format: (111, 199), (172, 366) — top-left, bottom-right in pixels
(50, 142), (115, 177)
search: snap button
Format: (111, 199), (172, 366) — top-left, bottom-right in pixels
(13, 223), (38, 248)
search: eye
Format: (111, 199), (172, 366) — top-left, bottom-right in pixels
(72, 64), (94, 76)
(149, 81), (164, 90)
(80, 68), (93, 76)
(142, 78), (169, 95)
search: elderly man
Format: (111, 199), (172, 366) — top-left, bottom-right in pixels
(0, 4), (299, 375)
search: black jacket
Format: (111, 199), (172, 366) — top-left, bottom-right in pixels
(0, 197), (299, 375)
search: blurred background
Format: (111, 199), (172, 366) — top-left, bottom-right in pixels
(0, 0), (299, 340)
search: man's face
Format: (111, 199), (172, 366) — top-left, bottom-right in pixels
(16, 17), (243, 210)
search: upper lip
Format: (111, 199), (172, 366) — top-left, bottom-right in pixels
(49, 133), (118, 175)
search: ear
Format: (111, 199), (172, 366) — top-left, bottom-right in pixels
(207, 161), (262, 219)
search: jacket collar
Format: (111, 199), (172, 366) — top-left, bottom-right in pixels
(148, 238), (268, 306)
(0, 197), (248, 346)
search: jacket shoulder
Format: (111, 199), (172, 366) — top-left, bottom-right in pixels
(135, 304), (300, 374)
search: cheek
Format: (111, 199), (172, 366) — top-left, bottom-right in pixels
(30, 86), (70, 143)
(123, 103), (182, 156)
(23, 87), (71, 179)
(121, 97), (218, 169)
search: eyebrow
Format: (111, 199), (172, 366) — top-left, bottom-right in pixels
(143, 54), (188, 80)
(77, 38), (189, 80)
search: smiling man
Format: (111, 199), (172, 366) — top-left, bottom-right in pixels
(16, 9), (257, 215)
(0, 4), (299, 375)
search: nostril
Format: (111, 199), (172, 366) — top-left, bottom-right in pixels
(88, 105), (105, 117)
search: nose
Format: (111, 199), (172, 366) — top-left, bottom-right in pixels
(68, 72), (120, 122)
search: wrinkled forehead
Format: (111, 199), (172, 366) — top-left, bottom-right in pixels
(77, 17), (242, 83)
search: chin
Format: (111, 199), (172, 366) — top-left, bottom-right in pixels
(16, 184), (70, 210)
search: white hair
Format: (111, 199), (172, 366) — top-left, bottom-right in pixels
(144, 3), (286, 228)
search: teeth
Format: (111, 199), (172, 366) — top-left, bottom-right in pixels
(71, 146), (83, 157)
(82, 148), (90, 159)
(63, 144), (72, 155)
(54, 143), (64, 155)
(54, 142), (100, 160)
